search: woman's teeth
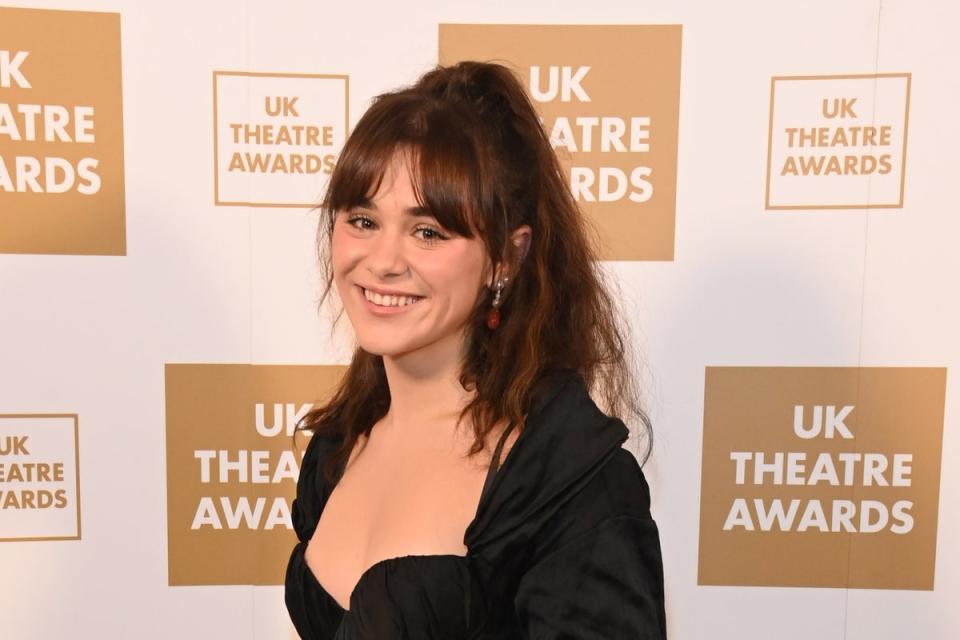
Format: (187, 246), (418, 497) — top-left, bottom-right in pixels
(363, 288), (424, 307)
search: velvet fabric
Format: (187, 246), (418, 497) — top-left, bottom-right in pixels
(285, 368), (667, 639)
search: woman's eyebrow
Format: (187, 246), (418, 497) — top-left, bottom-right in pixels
(354, 198), (435, 218)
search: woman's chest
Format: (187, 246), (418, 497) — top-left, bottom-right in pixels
(305, 429), (495, 610)
(332, 442), (487, 550)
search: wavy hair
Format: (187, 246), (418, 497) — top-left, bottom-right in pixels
(296, 61), (653, 483)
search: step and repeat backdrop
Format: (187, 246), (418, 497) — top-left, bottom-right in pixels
(1, 1), (957, 639)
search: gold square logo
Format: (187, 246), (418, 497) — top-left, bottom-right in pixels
(164, 363), (345, 585)
(439, 24), (682, 261)
(0, 7), (125, 255)
(698, 367), (946, 590)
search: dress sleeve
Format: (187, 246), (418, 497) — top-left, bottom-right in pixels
(290, 430), (333, 543)
(513, 511), (667, 639)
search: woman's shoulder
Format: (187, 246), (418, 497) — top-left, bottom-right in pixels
(465, 368), (641, 551)
(563, 439), (653, 523)
(291, 428), (345, 542)
(300, 425), (344, 462)
(531, 445), (655, 559)
(526, 369), (654, 537)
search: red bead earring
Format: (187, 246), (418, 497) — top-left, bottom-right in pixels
(486, 279), (504, 330)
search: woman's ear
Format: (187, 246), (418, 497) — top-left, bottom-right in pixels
(506, 225), (532, 278)
(487, 225), (532, 287)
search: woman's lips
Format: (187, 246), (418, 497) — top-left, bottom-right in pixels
(357, 285), (424, 315)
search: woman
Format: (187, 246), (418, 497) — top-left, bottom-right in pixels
(285, 61), (666, 639)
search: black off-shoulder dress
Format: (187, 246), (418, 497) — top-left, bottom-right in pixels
(285, 369), (667, 639)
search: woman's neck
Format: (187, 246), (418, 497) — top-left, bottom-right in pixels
(378, 335), (475, 439)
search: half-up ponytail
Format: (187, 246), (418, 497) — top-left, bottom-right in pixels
(298, 61), (652, 484)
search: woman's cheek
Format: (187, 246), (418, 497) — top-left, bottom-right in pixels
(331, 232), (362, 266)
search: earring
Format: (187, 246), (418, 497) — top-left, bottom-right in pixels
(486, 279), (504, 330)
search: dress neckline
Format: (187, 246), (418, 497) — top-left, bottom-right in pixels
(305, 552), (469, 614)
(301, 367), (622, 614)
(304, 419), (509, 613)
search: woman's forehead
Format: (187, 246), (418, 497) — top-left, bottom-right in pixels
(366, 152), (418, 200)
(332, 141), (488, 239)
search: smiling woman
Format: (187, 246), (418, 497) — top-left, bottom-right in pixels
(285, 61), (666, 640)
(331, 152), (497, 358)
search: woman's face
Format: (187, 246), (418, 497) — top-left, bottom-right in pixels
(331, 153), (491, 360)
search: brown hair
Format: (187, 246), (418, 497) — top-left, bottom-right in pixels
(297, 60), (652, 483)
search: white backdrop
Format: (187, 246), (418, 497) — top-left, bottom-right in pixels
(1, 1), (958, 638)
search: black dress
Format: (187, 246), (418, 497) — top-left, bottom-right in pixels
(285, 369), (667, 639)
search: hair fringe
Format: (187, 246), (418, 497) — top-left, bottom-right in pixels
(295, 61), (653, 484)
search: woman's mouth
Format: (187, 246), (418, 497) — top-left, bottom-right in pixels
(358, 286), (425, 313)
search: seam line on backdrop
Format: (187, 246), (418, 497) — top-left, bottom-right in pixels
(246, 0), (253, 355)
(245, 0), (257, 630)
(844, 1), (885, 637)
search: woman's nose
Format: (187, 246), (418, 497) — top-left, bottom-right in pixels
(366, 231), (409, 278)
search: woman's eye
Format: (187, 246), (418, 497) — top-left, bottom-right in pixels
(345, 215), (374, 230)
(343, 214), (448, 243)
(415, 226), (449, 242)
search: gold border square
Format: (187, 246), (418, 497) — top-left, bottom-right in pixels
(0, 413), (81, 542)
(212, 70), (349, 208)
(764, 73), (911, 211)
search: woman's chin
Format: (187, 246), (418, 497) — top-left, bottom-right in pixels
(355, 336), (420, 359)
